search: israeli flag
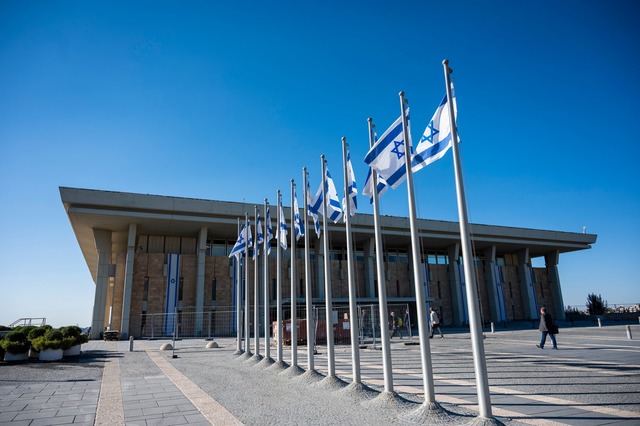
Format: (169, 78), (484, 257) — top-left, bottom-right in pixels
(229, 225), (249, 258)
(324, 166), (343, 223)
(254, 213), (263, 259)
(363, 108), (411, 189)
(362, 167), (389, 203)
(266, 207), (274, 255)
(293, 190), (304, 240)
(345, 149), (357, 216)
(278, 201), (288, 250)
(307, 179), (322, 238)
(412, 85), (457, 173)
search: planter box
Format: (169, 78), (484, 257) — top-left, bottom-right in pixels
(39, 348), (63, 361)
(4, 351), (28, 362)
(28, 349), (40, 359)
(63, 345), (81, 357)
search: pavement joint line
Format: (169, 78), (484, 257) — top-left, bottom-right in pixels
(94, 341), (125, 426)
(396, 362), (640, 420)
(146, 349), (243, 425)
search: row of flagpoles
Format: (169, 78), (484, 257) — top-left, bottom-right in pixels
(226, 60), (494, 421)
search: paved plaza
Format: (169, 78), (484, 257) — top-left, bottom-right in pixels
(1, 324), (639, 425)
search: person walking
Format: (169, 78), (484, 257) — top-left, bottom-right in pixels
(389, 311), (401, 339)
(429, 307), (444, 338)
(403, 307), (411, 338)
(536, 306), (558, 349)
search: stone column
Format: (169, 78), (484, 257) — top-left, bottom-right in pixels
(195, 227), (208, 336)
(545, 250), (565, 320)
(120, 224), (137, 339)
(363, 237), (375, 298)
(517, 248), (537, 320)
(316, 240), (325, 299)
(92, 229), (112, 340)
(447, 243), (465, 326)
(483, 246), (501, 323)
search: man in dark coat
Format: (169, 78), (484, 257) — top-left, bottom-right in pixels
(537, 306), (558, 349)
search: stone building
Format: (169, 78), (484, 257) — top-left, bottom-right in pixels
(60, 187), (596, 340)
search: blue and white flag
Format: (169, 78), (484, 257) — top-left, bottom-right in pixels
(293, 190), (304, 241)
(229, 225), (249, 258)
(412, 85), (457, 173)
(362, 167), (389, 203)
(307, 178), (321, 238)
(278, 201), (288, 250)
(266, 207), (274, 255)
(363, 108), (411, 189)
(324, 166), (343, 223)
(254, 213), (264, 259)
(164, 253), (181, 335)
(345, 149), (357, 216)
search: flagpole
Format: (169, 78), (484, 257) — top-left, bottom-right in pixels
(342, 137), (361, 385)
(290, 179), (298, 369)
(443, 59), (493, 419)
(263, 199), (272, 363)
(254, 206), (261, 360)
(399, 91), (437, 404)
(276, 190), (284, 364)
(321, 155), (336, 378)
(368, 118), (394, 393)
(234, 218), (243, 355)
(302, 168), (315, 371)
(244, 213), (251, 357)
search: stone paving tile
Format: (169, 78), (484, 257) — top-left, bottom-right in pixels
(30, 415), (76, 425)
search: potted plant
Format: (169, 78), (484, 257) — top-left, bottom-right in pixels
(1, 330), (30, 361)
(27, 325), (52, 359)
(31, 328), (64, 361)
(61, 326), (88, 356)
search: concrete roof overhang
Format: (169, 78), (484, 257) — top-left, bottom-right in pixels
(60, 187), (597, 284)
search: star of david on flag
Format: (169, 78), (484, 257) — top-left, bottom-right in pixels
(324, 166), (343, 223)
(278, 201), (288, 250)
(254, 213), (263, 259)
(412, 83), (458, 173)
(266, 206), (274, 255)
(307, 177), (321, 238)
(363, 107), (411, 189)
(293, 190), (304, 241)
(344, 148), (358, 217)
(229, 224), (249, 258)
(362, 167), (389, 203)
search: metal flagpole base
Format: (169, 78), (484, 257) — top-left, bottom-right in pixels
(232, 349), (244, 356)
(292, 368), (324, 384)
(248, 354), (263, 363)
(335, 382), (379, 401)
(280, 364), (305, 377)
(362, 391), (414, 409)
(255, 356), (274, 368)
(267, 360), (289, 372)
(465, 416), (505, 426)
(312, 375), (348, 390)
(238, 351), (253, 361)
(401, 401), (457, 423)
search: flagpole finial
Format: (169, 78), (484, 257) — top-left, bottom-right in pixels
(321, 154), (325, 161)
(399, 90), (404, 97)
(367, 117), (372, 124)
(443, 59), (449, 65)
(341, 136), (346, 143)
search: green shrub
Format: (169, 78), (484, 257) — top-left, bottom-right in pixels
(31, 329), (64, 351)
(28, 325), (52, 341)
(61, 326), (88, 346)
(0, 330), (30, 354)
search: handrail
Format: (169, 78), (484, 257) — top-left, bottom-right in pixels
(9, 318), (47, 327)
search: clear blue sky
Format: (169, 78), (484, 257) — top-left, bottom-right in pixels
(1, 1), (638, 327)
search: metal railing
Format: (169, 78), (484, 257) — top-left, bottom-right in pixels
(138, 303), (412, 343)
(9, 317), (47, 327)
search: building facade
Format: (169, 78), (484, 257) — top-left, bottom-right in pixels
(60, 187), (597, 340)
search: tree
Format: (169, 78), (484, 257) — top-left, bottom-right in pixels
(586, 293), (607, 315)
